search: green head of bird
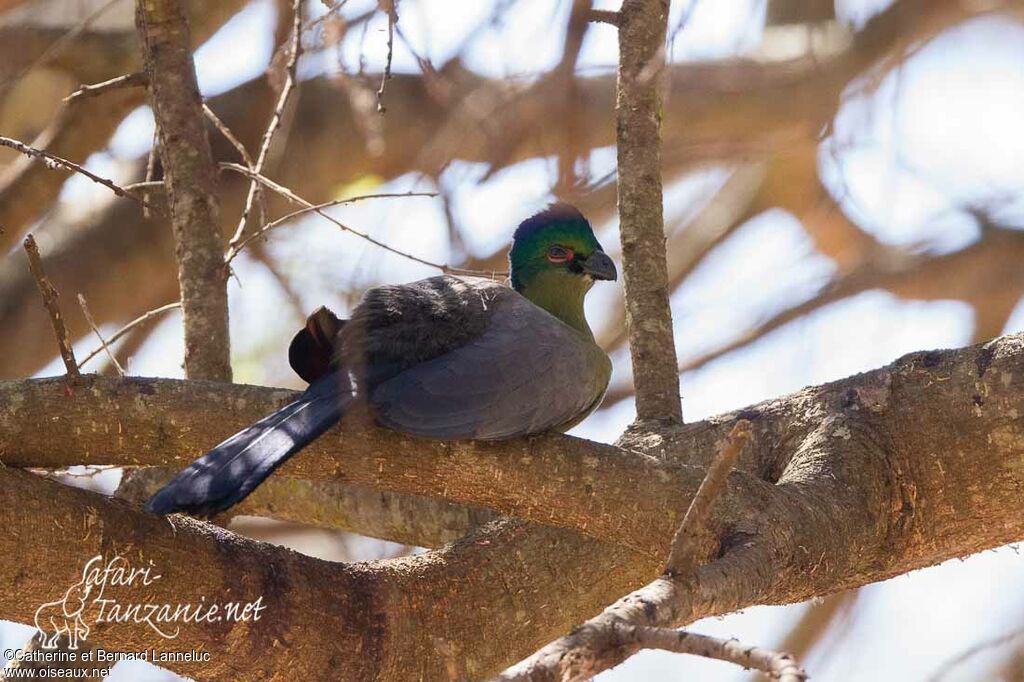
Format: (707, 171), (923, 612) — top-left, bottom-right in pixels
(509, 203), (617, 336)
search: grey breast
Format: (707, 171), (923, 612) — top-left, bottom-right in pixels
(367, 277), (610, 440)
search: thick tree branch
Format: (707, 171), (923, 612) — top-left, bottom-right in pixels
(2, 333), (1024, 677)
(0, 471), (644, 680)
(116, 467), (498, 548)
(0, 375), (755, 556)
(2, 330), (1024, 561)
(501, 422), (759, 681)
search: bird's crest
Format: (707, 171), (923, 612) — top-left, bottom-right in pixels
(512, 203), (589, 243)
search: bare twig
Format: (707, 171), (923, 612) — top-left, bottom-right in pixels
(928, 629), (1024, 682)
(0, 135), (156, 212)
(227, 0), (304, 253)
(304, 4), (375, 49)
(665, 420), (752, 577)
(221, 163), (501, 277)
(202, 103), (256, 171)
(123, 180), (166, 192)
(228, 191), (437, 263)
(376, 0), (399, 112)
(63, 71), (148, 104)
(143, 125), (160, 219)
(586, 9), (619, 26)
(23, 235), (80, 380)
(203, 102), (266, 224)
(76, 302), (181, 370)
(620, 626), (806, 682)
(303, 0), (352, 32)
(0, 0), (124, 94)
(76, 294), (125, 377)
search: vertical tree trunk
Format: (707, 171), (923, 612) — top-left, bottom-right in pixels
(615, 0), (681, 424)
(136, 0), (231, 381)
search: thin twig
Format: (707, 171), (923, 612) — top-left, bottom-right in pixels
(23, 235), (80, 380)
(0, 0), (124, 94)
(63, 71), (148, 104)
(203, 103), (266, 224)
(228, 191), (437, 263)
(76, 302), (181, 370)
(667, 0), (699, 46)
(0, 135), (158, 213)
(221, 163), (501, 277)
(143, 125), (160, 219)
(586, 9), (619, 26)
(622, 626), (807, 682)
(202, 103), (256, 173)
(376, 0), (399, 113)
(77, 294), (125, 376)
(665, 420), (752, 577)
(303, 0), (353, 33)
(227, 0), (304, 252)
(928, 629), (1024, 682)
(123, 181), (165, 192)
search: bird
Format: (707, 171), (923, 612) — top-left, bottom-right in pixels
(145, 203), (617, 517)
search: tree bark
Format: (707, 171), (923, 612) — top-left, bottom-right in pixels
(615, 0), (681, 425)
(3, 332), (1024, 677)
(115, 467), (499, 548)
(136, 0), (231, 381)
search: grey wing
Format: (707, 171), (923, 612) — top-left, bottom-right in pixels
(369, 298), (610, 440)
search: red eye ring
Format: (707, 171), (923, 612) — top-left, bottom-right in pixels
(547, 245), (573, 263)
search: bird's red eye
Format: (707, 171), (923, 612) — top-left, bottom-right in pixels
(547, 245), (573, 263)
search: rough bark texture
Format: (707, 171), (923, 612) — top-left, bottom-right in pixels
(2, 333), (1024, 677)
(0, 375), (727, 555)
(116, 466), (499, 548)
(1, 471), (641, 681)
(615, 0), (681, 424)
(136, 0), (231, 382)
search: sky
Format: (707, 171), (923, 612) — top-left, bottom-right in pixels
(8, 0), (1024, 680)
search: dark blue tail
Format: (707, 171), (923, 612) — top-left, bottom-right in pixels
(145, 372), (352, 517)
